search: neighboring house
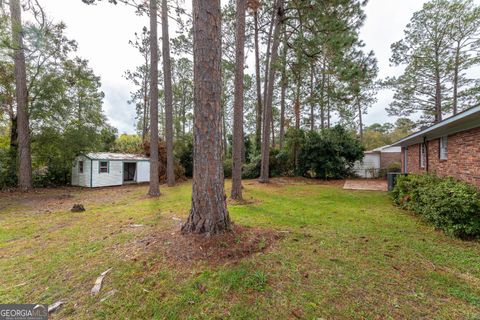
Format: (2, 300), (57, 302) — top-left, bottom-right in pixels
(353, 145), (402, 178)
(71, 152), (150, 188)
(392, 105), (480, 189)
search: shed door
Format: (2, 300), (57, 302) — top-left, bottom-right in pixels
(123, 162), (136, 181)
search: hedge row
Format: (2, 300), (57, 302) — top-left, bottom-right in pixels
(391, 174), (480, 239)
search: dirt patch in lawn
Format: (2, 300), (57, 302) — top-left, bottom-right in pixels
(125, 224), (283, 267)
(0, 185), (147, 214)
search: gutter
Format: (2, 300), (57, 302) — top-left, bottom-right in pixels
(424, 136), (429, 173)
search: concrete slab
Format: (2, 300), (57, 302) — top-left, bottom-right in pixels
(343, 179), (388, 192)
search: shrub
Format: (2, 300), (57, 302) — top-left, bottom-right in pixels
(242, 156), (260, 179)
(296, 126), (364, 179)
(240, 149), (292, 179)
(0, 148), (17, 189)
(392, 174), (480, 239)
(224, 158), (232, 178)
(175, 135), (193, 177)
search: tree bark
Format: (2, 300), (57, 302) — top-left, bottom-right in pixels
(222, 107), (227, 157)
(142, 75), (148, 141)
(148, 0), (160, 196)
(182, 0), (230, 235)
(327, 73), (331, 128)
(434, 47), (442, 123)
(271, 111), (275, 148)
(279, 32), (287, 150)
(262, 5), (275, 120)
(161, 0), (175, 187)
(309, 62), (315, 131)
(434, 67), (442, 123)
(452, 45), (460, 115)
(259, 0), (284, 183)
(10, 0), (32, 190)
(254, 11), (262, 153)
(231, 0), (246, 200)
(320, 58), (326, 129)
(294, 74), (301, 130)
(357, 99), (363, 142)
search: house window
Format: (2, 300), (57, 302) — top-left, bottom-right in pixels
(440, 136), (448, 160)
(79, 161), (84, 174)
(99, 161), (109, 173)
(420, 143), (426, 168)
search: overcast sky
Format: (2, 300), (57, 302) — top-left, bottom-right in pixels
(38, 0), (472, 134)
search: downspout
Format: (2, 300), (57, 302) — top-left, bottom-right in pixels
(424, 136), (429, 173)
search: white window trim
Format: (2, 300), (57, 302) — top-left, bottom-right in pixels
(420, 143), (426, 168)
(440, 136), (448, 160)
(99, 161), (109, 173)
(78, 161), (84, 174)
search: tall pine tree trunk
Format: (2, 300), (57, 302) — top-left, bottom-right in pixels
(148, 0), (160, 196)
(182, 0), (230, 235)
(295, 74), (301, 130)
(259, 0), (284, 183)
(142, 75), (148, 142)
(279, 31), (287, 150)
(309, 62), (315, 131)
(254, 11), (262, 153)
(320, 59), (326, 129)
(162, 0), (175, 186)
(271, 112), (275, 148)
(434, 67), (442, 123)
(453, 45), (460, 115)
(10, 0), (32, 190)
(231, 0), (246, 200)
(222, 107), (227, 157)
(357, 98), (363, 142)
(327, 73), (331, 128)
(262, 6), (275, 116)
(434, 48), (442, 123)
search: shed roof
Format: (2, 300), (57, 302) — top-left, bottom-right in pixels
(391, 105), (480, 147)
(366, 144), (402, 153)
(83, 152), (149, 161)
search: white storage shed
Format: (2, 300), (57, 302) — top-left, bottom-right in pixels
(71, 152), (150, 188)
(353, 145), (402, 178)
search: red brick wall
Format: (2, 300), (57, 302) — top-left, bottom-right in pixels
(401, 127), (480, 189)
(402, 143), (426, 174)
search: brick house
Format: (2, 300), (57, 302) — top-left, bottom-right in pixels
(392, 106), (480, 189)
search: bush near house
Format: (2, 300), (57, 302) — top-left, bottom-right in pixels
(391, 174), (480, 239)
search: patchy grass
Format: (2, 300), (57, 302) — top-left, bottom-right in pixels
(1, 179), (480, 319)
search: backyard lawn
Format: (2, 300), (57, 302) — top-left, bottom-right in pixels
(0, 178), (479, 319)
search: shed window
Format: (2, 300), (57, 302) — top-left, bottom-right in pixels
(420, 143), (426, 168)
(99, 161), (109, 173)
(79, 161), (84, 174)
(440, 136), (448, 160)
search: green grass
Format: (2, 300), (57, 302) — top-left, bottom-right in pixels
(1, 179), (479, 319)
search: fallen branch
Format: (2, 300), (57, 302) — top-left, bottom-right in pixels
(91, 268), (112, 296)
(48, 301), (65, 314)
